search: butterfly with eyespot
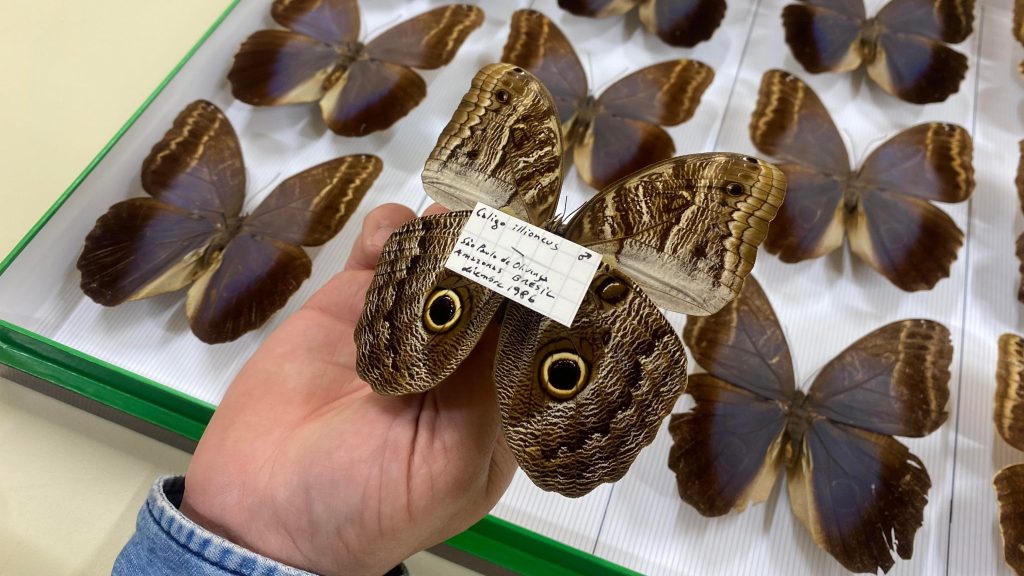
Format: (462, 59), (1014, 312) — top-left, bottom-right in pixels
(995, 333), (1024, 576)
(558, 0), (727, 47)
(77, 100), (382, 344)
(354, 63), (786, 497)
(501, 9), (714, 190)
(749, 69), (974, 291)
(227, 0), (483, 136)
(669, 274), (951, 573)
(782, 0), (975, 104)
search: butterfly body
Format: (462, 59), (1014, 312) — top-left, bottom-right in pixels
(357, 63), (785, 497)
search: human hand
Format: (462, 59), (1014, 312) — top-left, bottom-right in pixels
(179, 203), (518, 576)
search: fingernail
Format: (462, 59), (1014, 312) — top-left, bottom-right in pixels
(370, 225), (397, 251)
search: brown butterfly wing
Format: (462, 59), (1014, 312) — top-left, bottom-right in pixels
(995, 463), (1024, 576)
(495, 266), (687, 497)
(996, 333), (1024, 451)
(364, 4), (483, 69)
(807, 319), (951, 437)
(781, 2), (865, 73)
(668, 375), (787, 516)
(1016, 0), (1024, 45)
(78, 199), (220, 306)
(271, 0), (359, 44)
(1018, 141), (1024, 302)
(228, 30), (338, 105)
(140, 100), (245, 218)
(874, 0), (974, 44)
(574, 115), (675, 190)
(501, 9), (588, 128)
(763, 162), (845, 261)
(244, 155), (382, 246)
(185, 235), (312, 344)
(866, 32), (968, 104)
(558, 0), (640, 17)
(355, 212), (503, 395)
(856, 123), (974, 203)
(319, 59), (427, 136)
(638, 0), (727, 48)
(787, 420), (932, 573)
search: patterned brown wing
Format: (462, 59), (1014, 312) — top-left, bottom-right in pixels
(847, 188), (964, 291)
(782, 2), (865, 73)
(806, 319), (951, 437)
(228, 30), (338, 105)
(364, 4), (483, 69)
(787, 420), (932, 573)
(750, 70), (850, 176)
(319, 59), (427, 136)
(185, 234), (313, 344)
(495, 266), (687, 497)
(558, 0), (640, 17)
(355, 212), (503, 395)
(244, 155), (382, 246)
(996, 333), (1024, 451)
(422, 64), (564, 225)
(140, 100), (245, 218)
(564, 153), (786, 316)
(638, 0), (728, 48)
(995, 463), (1024, 576)
(857, 123), (974, 203)
(668, 375), (787, 516)
(763, 162), (845, 262)
(271, 0), (360, 44)
(78, 199), (219, 306)
(501, 9), (588, 128)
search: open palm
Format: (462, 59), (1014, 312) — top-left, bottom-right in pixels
(180, 203), (517, 576)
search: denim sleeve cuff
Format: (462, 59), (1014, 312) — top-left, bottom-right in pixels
(113, 475), (317, 576)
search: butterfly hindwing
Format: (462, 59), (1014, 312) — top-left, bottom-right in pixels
(422, 63), (564, 225)
(564, 154), (786, 316)
(495, 265), (687, 497)
(865, 31), (968, 104)
(355, 212), (504, 395)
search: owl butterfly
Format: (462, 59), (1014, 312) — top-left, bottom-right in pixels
(669, 275), (952, 573)
(995, 333), (1024, 576)
(558, 0), (726, 47)
(501, 9), (714, 190)
(355, 63), (786, 497)
(228, 0), (483, 136)
(750, 69), (974, 291)
(77, 100), (382, 344)
(1017, 141), (1024, 303)
(782, 0), (975, 104)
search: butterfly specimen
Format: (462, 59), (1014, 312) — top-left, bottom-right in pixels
(228, 1), (484, 136)
(995, 333), (1024, 576)
(1015, 0), (1024, 74)
(78, 100), (382, 344)
(355, 63), (785, 497)
(1017, 141), (1024, 303)
(501, 9), (714, 190)
(750, 69), (974, 291)
(558, 0), (726, 47)
(669, 275), (952, 573)
(782, 0), (975, 104)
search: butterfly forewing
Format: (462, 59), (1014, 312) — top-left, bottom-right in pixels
(495, 266), (687, 497)
(638, 0), (728, 48)
(228, 30), (338, 105)
(271, 0), (360, 44)
(856, 123), (974, 203)
(668, 375), (788, 516)
(141, 100), (246, 218)
(422, 63), (564, 225)
(355, 212), (504, 395)
(565, 154), (786, 316)
(995, 463), (1024, 576)
(502, 9), (588, 128)
(806, 320), (951, 437)
(364, 4), (483, 69)
(996, 333), (1024, 451)
(874, 0), (974, 43)
(787, 420), (931, 574)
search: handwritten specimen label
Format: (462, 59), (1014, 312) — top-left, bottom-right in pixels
(445, 203), (601, 327)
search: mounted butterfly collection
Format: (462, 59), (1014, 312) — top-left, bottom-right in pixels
(355, 63), (785, 497)
(501, 9), (714, 190)
(782, 0), (975, 104)
(669, 275), (952, 573)
(77, 101), (382, 344)
(749, 69), (974, 291)
(557, 0), (727, 47)
(228, 0), (484, 136)
(995, 333), (1024, 576)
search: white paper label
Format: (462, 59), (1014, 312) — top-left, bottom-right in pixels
(445, 203), (601, 327)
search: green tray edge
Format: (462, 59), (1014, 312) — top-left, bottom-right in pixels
(0, 4), (639, 576)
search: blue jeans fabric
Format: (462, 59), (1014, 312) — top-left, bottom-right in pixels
(112, 475), (316, 576)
